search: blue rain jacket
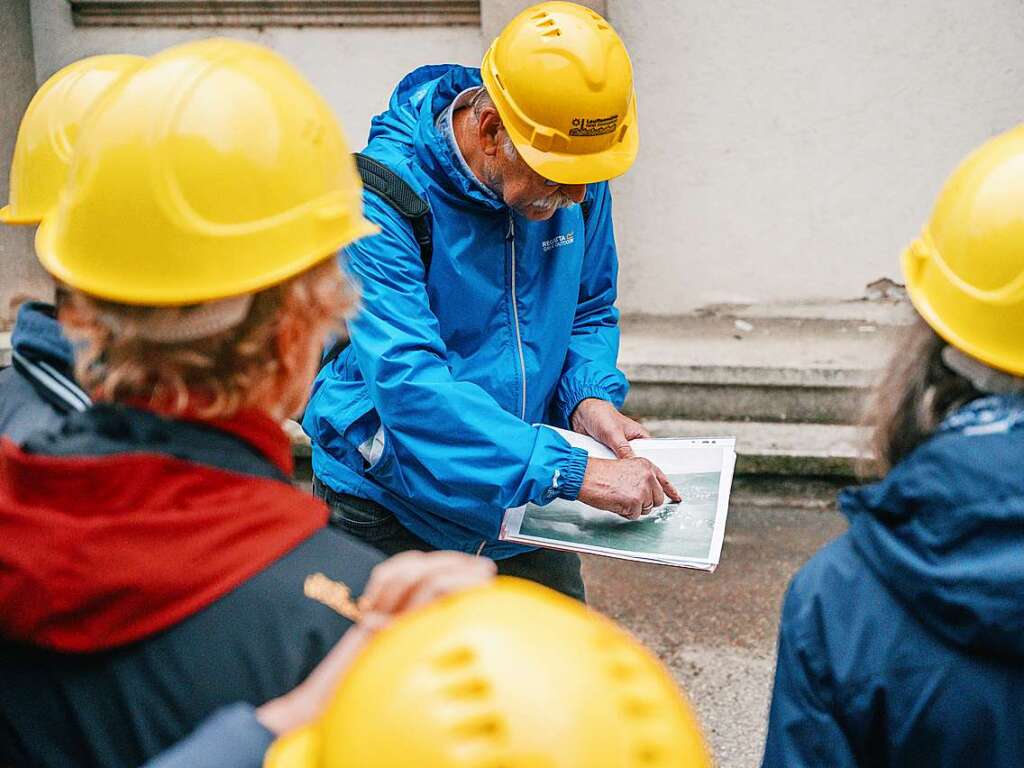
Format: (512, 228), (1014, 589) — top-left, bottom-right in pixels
(302, 65), (627, 558)
(762, 425), (1024, 767)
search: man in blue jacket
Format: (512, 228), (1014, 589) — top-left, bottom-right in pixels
(303, 2), (678, 599)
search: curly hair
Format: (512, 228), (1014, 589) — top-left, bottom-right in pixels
(62, 259), (357, 420)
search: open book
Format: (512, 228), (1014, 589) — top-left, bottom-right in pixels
(500, 427), (737, 571)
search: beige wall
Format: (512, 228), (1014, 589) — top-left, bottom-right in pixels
(29, 0), (483, 162)
(1, 0), (48, 318)
(608, 0), (1024, 312)
(25, 0), (1024, 314)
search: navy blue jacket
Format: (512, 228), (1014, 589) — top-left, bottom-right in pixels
(762, 427), (1024, 767)
(0, 301), (89, 442)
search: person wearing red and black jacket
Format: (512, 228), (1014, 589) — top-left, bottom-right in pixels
(0, 38), (387, 768)
(0, 403), (383, 768)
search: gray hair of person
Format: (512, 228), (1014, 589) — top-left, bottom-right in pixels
(860, 314), (992, 476)
(470, 88), (519, 161)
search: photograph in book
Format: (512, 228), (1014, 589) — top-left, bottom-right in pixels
(500, 428), (736, 570)
(518, 471), (721, 560)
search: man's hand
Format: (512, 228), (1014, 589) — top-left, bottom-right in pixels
(256, 552), (495, 735)
(571, 398), (650, 458)
(578, 456), (682, 520)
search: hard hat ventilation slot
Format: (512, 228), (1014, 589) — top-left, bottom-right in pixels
(542, 28), (562, 37)
(633, 743), (666, 766)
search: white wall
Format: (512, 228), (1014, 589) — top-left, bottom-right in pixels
(27, 0), (1024, 314)
(29, 0), (482, 158)
(608, 0), (1024, 312)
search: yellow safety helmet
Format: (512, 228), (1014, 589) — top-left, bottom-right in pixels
(903, 125), (1024, 377)
(0, 54), (146, 225)
(36, 38), (376, 306)
(480, 1), (639, 185)
(265, 577), (712, 768)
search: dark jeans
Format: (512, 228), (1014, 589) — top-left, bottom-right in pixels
(312, 476), (586, 602)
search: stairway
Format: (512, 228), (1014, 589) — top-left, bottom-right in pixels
(619, 299), (913, 486)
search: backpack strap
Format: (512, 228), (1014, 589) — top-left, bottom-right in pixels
(354, 153), (433, 273)
(319, 154), (433, 373)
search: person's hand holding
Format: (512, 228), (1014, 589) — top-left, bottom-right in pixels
(571, 398), (680, 519)
(256, 551), (496, 736)
(577, 456), (681, 520)
(571, 397), (649, 458)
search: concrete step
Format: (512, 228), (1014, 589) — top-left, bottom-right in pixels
(619, 301), (908, 424)
(642, 418), (871, 479)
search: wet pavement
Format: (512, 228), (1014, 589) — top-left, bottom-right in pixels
(583, 499), (848, 767)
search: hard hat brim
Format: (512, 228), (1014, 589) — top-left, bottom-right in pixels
(504, 94), (639, 186)
(0, 204), (40, 226)
(34, 213), (380, 306)
(902, 242), (1024, 378)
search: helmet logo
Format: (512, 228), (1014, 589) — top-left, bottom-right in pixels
(569, 114), (619, 137)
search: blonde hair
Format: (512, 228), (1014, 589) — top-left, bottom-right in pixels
(62, 259), (356, 419)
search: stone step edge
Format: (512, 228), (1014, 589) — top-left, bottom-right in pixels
(621, 362), (878, 388)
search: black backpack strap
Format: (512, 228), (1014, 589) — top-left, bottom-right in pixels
(319, 155), (433, 374)
(354, 153), (432, 274)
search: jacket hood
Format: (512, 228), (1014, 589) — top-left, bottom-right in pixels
(0, 405), (326, 652)
(841, 427), (1024, 657)
(364, 64), (503, 211)
(11, 301), (75, 369)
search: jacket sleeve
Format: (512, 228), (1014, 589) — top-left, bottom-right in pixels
(761, 583), (858, 768)
(342, 193), (591, 518)
(141, 704), (274, 768)
(552, 182), (629, 428)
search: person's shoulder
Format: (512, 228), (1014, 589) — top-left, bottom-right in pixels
(0, 365), (65, 443)
(783, 533), (890, 640)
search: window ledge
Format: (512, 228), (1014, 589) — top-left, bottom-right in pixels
(68, 1), (481, 28)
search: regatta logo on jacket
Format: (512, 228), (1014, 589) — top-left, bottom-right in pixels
(542, 231), (575, 252)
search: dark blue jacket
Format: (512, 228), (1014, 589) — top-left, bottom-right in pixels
(0, 301), (89, 442)
(762, 427), (1024, 767)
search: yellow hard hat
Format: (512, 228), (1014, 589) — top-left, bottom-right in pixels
(903, 125), (1024, 377)
(35, 38), (377, 306)
(0, 54), (146, 225)
(265, 577), (712, 768)
(480, 1), (639, 185)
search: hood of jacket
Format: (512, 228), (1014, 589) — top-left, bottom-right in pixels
(11, 301), (75, 369)
(841, 425), (1024, 657)
(0, 405), (326, 653)
(364, 63), (505, 212)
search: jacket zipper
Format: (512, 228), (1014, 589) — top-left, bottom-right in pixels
(507, 211), (528, 421)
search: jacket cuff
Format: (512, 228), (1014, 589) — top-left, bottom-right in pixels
(552, 447), (590, 502)
(559, 384), (619, 428)
(142, 703), (274, 768)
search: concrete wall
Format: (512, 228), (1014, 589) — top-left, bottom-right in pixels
(1, 0), (48, 319)
(24, 0), (1024, 314)
(29, 0), (482, 164)
(608, 0), (1024, 312)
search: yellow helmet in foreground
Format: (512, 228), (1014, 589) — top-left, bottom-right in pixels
(481, 1), (639, 185)
(0, 54), (145, 225)
(36, 38), (376, 306)
(265, 577), (712, 768)
(903, 125), (1024, 376)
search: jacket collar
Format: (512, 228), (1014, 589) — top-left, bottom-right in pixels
(11, 301), (76, 370)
